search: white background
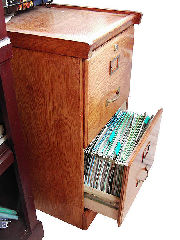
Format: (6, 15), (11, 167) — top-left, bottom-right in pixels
(36, 0), (180, 239)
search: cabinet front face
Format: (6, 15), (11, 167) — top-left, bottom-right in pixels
(84, 26), (134, 147)
(84, 109), (162, 226)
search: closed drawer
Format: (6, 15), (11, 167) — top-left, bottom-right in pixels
(84, 26), (134, 147)
(84, 108), (162, 226)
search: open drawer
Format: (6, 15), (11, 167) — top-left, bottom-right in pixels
(84, 108), (162, 226)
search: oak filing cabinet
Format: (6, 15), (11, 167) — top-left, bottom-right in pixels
(6, 4), (162, 229)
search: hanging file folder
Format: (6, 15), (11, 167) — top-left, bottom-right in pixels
(84, 109), (153, 197)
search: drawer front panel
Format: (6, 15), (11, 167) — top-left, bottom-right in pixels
(118, 109), (163, 225)
(84, 26), (134, 147)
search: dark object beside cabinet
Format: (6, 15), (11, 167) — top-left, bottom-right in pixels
(0, 0), (44, 239)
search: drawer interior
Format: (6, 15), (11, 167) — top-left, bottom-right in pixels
(84, 107), (162, 225)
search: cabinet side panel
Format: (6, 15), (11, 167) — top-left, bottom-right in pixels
(10, 48), (84, 228)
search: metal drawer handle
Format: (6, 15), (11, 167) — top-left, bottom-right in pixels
(105, 87), (120, 107)
(136, 166), (149, 188)
(110, 54), (120, 75)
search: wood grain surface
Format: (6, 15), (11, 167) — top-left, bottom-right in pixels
(52, 4), (142, 53)
(118, 109), (163, 226)
(84, 26), (134, 146)
(84, 185), (120, 204)
(82, 209), (97, 230)
(7, 31), (90, 59)
(6, 4), (144, 229)
(10, 48), (85, 228)
(84, 186), (120, 221)
(7, 5), (141, 58)
(6, 7), (127, 43)
(7, 6), (137, 44)
(0, 0), (7, 40)
(84, 196), (118, 220)
(0, 60), (44, 233)
(52, 4), (142, 22)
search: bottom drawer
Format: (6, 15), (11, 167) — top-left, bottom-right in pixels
(84, 108), (162, 226)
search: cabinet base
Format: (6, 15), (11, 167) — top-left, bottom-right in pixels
(82, 209), (97, 230)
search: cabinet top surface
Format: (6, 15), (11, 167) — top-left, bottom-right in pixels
(7, 6), (139, 45)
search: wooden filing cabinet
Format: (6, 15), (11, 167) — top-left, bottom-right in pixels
(6, 5), (162, 229)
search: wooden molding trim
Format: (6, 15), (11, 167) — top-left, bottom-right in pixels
(51, 4), (142, 25)
(7, 32), (90, 59)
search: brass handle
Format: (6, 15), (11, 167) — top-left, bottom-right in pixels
(105, 87), (120, 107)
(136, 166), (149, 188)
(114, 44), (119, 52)
(110, 54), (120, 75)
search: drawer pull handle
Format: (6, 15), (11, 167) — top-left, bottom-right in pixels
(114, 44), (119, 52)
(110, 54), (120, 75)
(136, 166), (149, 188)
(105, 87), (120, 107)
